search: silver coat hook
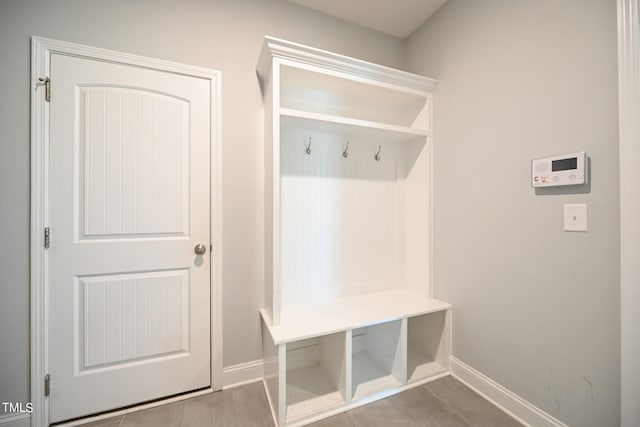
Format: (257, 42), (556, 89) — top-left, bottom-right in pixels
(305, 137), (312, 155)
(343, 141), (350, 158)
(375, 145), (382, 161)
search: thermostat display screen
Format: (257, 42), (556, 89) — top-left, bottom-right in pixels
(531, 151), (587, 187)
(552, 157), (577, 172)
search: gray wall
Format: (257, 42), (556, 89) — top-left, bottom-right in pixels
(405, 1), (620, 426)
(0, 0), (404, 412)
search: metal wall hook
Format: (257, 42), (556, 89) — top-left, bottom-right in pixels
(343, 141), (350, 158)
(375, 145), (382, 161)
(305, 137), (312, 155)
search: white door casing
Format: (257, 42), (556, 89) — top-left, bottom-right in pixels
(30, 37), (223, 426)
(618, 0), (640, 426)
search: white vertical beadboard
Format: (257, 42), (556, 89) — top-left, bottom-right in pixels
(86, 280), (106, 367)
(165, 275), (182, 352)
(149, 277), (166, 354)
(85, 90), (106, 236)
(136, 95), (152, 234)
(120, 92), (138, 234)
(402, 140), (429, 294)
(82, 89), (187, 238)
(120, 279), (137, 360)
(279, 133), (404, 307)
(104, 91), (122, 235)
(81, 271), (189, 370)
(165, 101), (183, 232)
(135, 278), (151, 357)
(104, 280), (122, 363)
(150, 99), (167, 233)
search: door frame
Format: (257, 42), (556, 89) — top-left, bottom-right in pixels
(30, 36), (223, 427)
(618, 1), (640, 426)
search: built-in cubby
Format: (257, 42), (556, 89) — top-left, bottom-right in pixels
(257, 36), (451, 426)
(351, 321), (403, 400)
(285, 333), (347, 421)
(407, 311), (450, 383)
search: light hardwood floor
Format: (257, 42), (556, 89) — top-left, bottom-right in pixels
(79, 376), (522, 427)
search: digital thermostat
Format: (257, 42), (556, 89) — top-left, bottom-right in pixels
(531, 151), (587, 187)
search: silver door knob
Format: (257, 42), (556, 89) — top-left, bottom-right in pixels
(194, 243), (207, 256)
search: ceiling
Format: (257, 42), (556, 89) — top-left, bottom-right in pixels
(287, 0), (448, 39)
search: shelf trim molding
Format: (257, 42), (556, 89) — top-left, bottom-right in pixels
(257, 36), (438, 93)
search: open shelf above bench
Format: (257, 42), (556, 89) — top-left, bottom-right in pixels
(280, 109), (429, 145)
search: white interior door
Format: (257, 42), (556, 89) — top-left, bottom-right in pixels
(48, 52), (212, 423)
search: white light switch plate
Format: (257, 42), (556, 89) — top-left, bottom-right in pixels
(564, 204), (587, 232)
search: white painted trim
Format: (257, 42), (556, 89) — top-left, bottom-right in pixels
(0, 413), (30, 427)
(30, 35), (50, 427)
(262, 378), (279, 427)
(450, 357), (567, 427)
(428, 93), (435, 298)
(30, 36), (223, 426)
(617, 1), (640, 426)
(256, 36), (437, 93)
(209, 42), (224, 394)
(221, 360), (265, 390)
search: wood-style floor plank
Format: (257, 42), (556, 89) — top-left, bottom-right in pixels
(78, 416), (124, 427)
(346, 399), (415, 427)
(179, 382), (273, 427)
(77, 376), (522, 427)
(424, 377), (522, 427)
(119, 402), (182, 427)
(306, 413), (353, 427)
(388, 384), (468, 427)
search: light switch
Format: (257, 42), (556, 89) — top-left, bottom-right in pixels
(564, 204), (587, 232)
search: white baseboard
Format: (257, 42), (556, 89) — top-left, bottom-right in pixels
(0, 413), (30, 427)
(221, 359), (264, 390)
(450, 356), (567, 427)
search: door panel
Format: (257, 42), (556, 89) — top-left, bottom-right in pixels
(78, 270), (189, 371)
(79, 87), (189, 238)
(49, 53), (211, 423)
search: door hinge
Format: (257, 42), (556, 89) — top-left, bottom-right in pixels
(44, 374), (51, 397)
(44, 227), (50, 249)
(38, 77), (50, 102)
